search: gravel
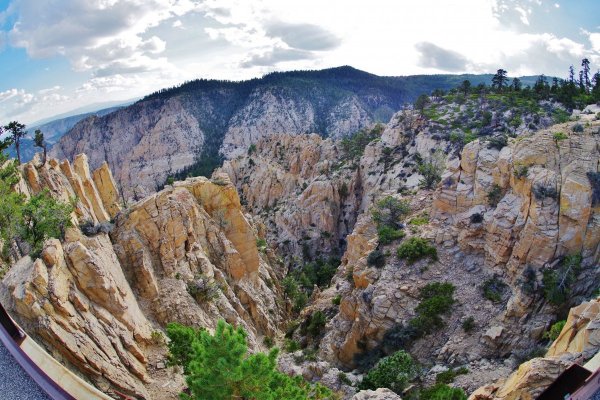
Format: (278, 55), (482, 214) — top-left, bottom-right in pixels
(0, 341), (51, 399)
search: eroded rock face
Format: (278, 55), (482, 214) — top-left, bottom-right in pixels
(470, 298), (600, 400)
(50, 97), (205, 201)
(112, 175), (284, 342)
(50, 69), (409, 200)
(546, 298), (600, 358)
(351, 388), (402, 400)
(2, 155), (286, 399)
(219, 133), (362, 262)
(433, 122), (600, 318)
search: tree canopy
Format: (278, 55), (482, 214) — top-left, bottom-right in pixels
(166, 320), (333, 400)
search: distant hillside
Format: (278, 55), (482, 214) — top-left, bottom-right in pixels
(49, 66), (538, 198)
(8, 105), (124, 162)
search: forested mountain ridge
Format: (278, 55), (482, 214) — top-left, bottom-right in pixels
(49, 66), (539, 199)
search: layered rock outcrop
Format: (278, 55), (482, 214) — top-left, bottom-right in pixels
(1, 155), (286, 399)
(50, 67), (425, 199)
(470, 297), (600, 400)
(433, 121), (600, 318)
(220, 133), (362, 262)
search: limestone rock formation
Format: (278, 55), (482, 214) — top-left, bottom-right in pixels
(219, 133), (362, 262)
(433, 121), (600, 318)
(49, 67), (476, 200)
(351, 388), (403, 399)
(2, 155), (286, 399)
(470, 298), (600, 400)
(112, 175), (284, 342)
(220, 110), (599, 397)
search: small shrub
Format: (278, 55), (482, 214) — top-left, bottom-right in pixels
(481, 276), (507, 303)
(553, 131), (568, 142)
(332, 295), (342, 306)
(409, 215), (429, 226)
(397, 237), (438, 264)
(435, 367), (469, 384)
(572, 123), (584, 133)
(487, 135), (508, 150)
(552, 109), (570, 124)
(410, 282), (456, 335)
(263, 336), (274, 348)
(285, 321), (299, 338)
(533, 183), (558, 201)
(338, 182), (350, 199)
(256, 238), (267, 249)
(542, 254), (581, 305)
(187, 278), (221, 302)
(303, 311), (327, 337)
(513, 165), (529, 179)
(358, 350), (418, 394)
(367, 249), (386, 268)
(418, 160), (443, 189)
(519, 265), (538, 295)
(151, 330), (165, 344)
(462, 316), (475, 332)
(341, 124), (385, 160)
(420, 384), (467, 400)
(284, 339), (300, 352)
(487, 184), (503, 207)
(469, 213), (484, 224)
(377, 226), (405, 245)
(543, 320), (566, 341)
(338, 372), (352, 386)
(372, 196), (410, 229)
(248, 144), (257, 155)
(165, 176), (175, 185)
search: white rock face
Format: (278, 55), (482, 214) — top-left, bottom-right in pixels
(2, 156), (287, 399)
(352, 388), (402, 399)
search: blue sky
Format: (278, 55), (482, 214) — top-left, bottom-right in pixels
(0, 0), (599, 125)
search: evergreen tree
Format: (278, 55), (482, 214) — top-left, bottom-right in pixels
(458, 80), (471, 96)
(21, 190), (73, 257)
(511, 77), (522, 91)
(581, 58), (591, 93)
(569, 65), (575, 83)
(551, 77), (560, 94)
(533, 75), (550, 100)
(592, 71), (600, 101)
(34, 130), (47, 165)
(491, 69), (508, 91)
(414, 94), (430, 115)
(166, 320), (333, 400)
(3, 121), (26, 164)
(0, 145), (23, 260)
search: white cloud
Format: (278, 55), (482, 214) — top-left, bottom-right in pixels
(0, 87), (70, 122)
(4, 0), (200, 76)
(589, 33), (600, 52)
(2, 0), (600, 124)
(38, 86), (61, 95)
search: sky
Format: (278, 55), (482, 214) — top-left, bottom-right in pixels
(0, 0), (599, 125)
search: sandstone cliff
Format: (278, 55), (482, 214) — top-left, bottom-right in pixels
(219, 107), (599, 396)
(470, 297), (600, 400)
(1, 155), (286, 399)
(49, 67), (495, 200)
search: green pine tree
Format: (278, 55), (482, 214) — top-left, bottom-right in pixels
(166, 320), (333, 400)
